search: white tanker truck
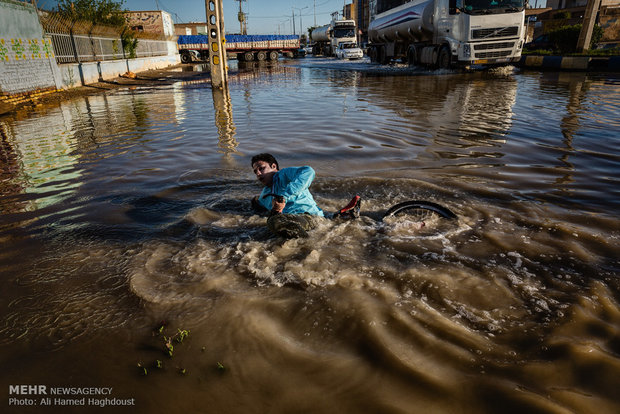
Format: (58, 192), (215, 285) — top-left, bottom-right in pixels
(368, 0), (526, 68)
(311, 19), (357, 56)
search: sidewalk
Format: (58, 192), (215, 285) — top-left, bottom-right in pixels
(517, 54), (620, 71)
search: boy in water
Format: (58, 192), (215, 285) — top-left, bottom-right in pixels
(251, 153), (323, 238)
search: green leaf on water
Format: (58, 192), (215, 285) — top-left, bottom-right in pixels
(137, 362), (148, 376)
(165, 338), (174, 357)
(176, 329), (190, 343)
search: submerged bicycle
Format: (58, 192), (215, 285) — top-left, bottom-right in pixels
(266, 195), (458, 239)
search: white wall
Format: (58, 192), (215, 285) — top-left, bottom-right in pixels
(1, 1), (180, 95)
(58, 52), (180, 87)
(0, 0), (62, 94)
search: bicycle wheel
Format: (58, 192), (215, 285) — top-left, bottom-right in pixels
(382, 200), (457, 222)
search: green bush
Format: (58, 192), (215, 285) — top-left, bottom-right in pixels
(121, 31), (139, 58)
(548, 24), (603, 53)
(553, 11), (571, 20)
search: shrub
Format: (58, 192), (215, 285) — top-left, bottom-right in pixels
(122, 30), (139, 58)
(548, 24), (603, 53)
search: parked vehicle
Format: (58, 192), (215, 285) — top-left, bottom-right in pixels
(294, 47), (307, 58)
(335, 42), (364, 60)
(367, 0), (526, 68)
(177, 34), (300, 63)
(310, 19), (357, 57)
(524, 34), (554, 51)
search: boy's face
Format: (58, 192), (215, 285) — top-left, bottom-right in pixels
(252, 160), (278, 187)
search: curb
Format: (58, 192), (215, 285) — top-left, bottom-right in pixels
(517, 55), (620, 71)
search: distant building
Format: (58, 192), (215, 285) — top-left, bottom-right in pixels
(343, 0), (369, 46)
(125, 10), (175, 37)
(174, 22), (208, 36)
(525, 8), (552, 42)
(532, 0), (620, 44)
(546, 0), (619, 8)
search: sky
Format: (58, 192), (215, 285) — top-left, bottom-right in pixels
(37, 0), (351, 35)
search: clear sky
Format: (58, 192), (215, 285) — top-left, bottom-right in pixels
(37, 0), (350, 35)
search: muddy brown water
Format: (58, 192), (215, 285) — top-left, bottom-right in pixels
(1, 58), (619, 413)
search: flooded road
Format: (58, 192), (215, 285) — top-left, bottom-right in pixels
(1, 58), (619, 413)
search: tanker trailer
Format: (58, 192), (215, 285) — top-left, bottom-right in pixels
(311, 19), (357, 56)
(368, 0), (525, 68)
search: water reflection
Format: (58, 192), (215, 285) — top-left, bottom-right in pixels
(521, 72), (620, 210)
(359, 73), (516, 142)
(0, 104), (82, 216)
(212, 86), (239, 157)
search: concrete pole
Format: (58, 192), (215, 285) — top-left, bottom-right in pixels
(205, 0), (228, 89)
(314, 0), (316, 27)
(576, 0), (601, 53)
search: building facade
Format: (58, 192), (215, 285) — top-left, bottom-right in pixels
(174, 22), (208, 36)
(125, 10), (175, 37)
(534, 0), (620, 44)
(343, 0), (370, 46)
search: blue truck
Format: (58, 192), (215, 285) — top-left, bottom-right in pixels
(177, 34), (301, 63)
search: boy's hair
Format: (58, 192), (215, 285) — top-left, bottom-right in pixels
(251, 153), (279, 170)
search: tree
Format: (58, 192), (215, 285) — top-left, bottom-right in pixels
(56, 0), (127, 27)
(56, 0), (138, 57)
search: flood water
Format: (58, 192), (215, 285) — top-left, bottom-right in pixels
(1, 58), (619, 413)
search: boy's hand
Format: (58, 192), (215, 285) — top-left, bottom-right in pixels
(271, 196), (286, 213)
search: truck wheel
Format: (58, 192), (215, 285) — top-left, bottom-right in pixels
(244, 51), (254, 61)
(268, 51), (279, 61)
(438, 46), (451, 69)
(180, 52), (192, 64)
(378, 46), (389, 65)
(256, 51), (267, 61)
(407, 46), (418, 66)
(368, 47), (376, 62)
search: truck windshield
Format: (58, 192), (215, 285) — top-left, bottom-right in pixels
(461, 0), (525, 14)
(334, 27), (355, 38)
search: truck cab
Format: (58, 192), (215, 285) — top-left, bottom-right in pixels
(368, 0), (525, 68)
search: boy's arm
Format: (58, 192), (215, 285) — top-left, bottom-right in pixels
(274, 166), (316, 200)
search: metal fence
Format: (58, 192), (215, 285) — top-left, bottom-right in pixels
(135, 39), (169, 58)
(39, 11), (170, 64)
(49, 32), (124, 63)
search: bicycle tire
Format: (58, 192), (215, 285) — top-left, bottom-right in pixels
(382, 200), (457, 221)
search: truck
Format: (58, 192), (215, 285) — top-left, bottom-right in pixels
(367, 0), (526, 68)
(177, 34), (300, 63)
(310, 19), (357, 56)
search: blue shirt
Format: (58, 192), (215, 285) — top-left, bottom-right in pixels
(258, 166), (324, 216)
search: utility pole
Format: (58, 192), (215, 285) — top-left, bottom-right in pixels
(293, 6), (308, 38)
(235, 0), (247, 35)
(314, 0), (316, 27)
(576, 0), (601, 53)
(292, 9), (296, 35)
(205, 0), (228, 89)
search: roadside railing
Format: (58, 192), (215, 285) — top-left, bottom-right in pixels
(38, 10), (170, 64)
(49, 32), (124, 63)
(135, 39), (170, 58)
